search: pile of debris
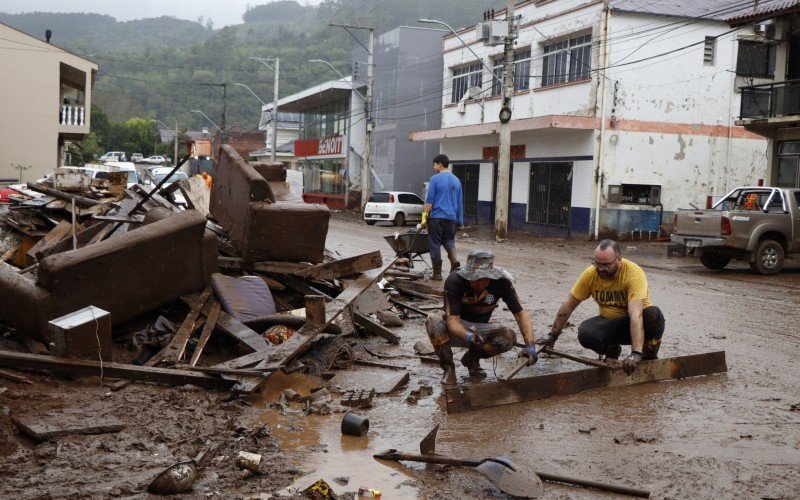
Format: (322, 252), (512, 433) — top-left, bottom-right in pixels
(0, 146), (438, 398)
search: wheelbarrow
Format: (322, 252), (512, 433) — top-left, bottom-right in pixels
(383, 227), (430, 269)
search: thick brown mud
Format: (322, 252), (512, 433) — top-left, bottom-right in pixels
(0, 212), (798, 498)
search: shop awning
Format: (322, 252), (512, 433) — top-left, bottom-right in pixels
(408, 115), (597, 142)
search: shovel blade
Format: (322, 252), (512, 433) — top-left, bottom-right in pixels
(476, 457), (543, 498)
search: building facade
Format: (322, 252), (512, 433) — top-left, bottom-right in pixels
(0, 23), (97, 183)
(410, 0), (769, 239)
(730, 1), (800, 187)
(352, 26), (446, 197)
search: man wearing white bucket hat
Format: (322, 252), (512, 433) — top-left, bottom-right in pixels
(426, 249), (539, 385)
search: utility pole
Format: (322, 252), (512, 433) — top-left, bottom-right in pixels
(250, 56), (280, 162)
(329, 22), (374, 210)
(495, 0), (516, 241)
(174, 118), (179, 167)
(221, 83), (227, 143)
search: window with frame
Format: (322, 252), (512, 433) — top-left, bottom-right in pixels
(451, 63), (483, 103)
(736, 40), (776, 78)
(492, 49), (532, 96)
(541, 33), (592, 87)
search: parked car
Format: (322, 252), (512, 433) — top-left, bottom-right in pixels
(143, 166), (188, 205)
(671, 186), (800, 274)
(143, 155), (170, 165)
(131, 153), (144, 162)
(363, 191), (425, 226)
(99, 151), (124, 162)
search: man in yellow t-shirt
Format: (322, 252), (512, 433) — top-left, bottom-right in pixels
(537, 240), (665, 374)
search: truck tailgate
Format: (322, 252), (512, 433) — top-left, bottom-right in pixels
(675, 210), (722, 238)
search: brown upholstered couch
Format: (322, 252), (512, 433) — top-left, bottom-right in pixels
(0, 209), (217, 342)
(210, 145), (329, 263)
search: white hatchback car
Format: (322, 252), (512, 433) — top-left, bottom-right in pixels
(363, 191), (425, 226)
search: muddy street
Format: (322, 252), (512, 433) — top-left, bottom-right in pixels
(1, 212), (799, 498)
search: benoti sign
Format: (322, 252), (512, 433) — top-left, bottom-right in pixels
(482, 145), (526, 160)
(295, 135), (344, 157)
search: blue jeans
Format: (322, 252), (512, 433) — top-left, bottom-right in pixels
(427, 217), (457, 261)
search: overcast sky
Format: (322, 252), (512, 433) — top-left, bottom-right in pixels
(1, 0), (322, 28)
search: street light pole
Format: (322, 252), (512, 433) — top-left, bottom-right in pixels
(327, 22), (374, 210)
(250, 56), (280, 162)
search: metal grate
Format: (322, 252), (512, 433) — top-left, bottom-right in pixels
(527, 162), (573, 227)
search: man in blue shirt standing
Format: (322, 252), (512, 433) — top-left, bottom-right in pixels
(421, 154), (464, 281)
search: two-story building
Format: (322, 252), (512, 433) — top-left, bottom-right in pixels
(411, 0), (769, 239)
(0, 23), (97, 183)
(729, 1), (800, 187)
(251, 110), (301, 169)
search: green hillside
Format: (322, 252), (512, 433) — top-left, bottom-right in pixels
(1, 0), (503, 149)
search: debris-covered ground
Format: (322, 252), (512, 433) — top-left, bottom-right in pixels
(1, 209), (798, 498)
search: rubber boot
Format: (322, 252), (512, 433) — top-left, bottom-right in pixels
(434, 344), (456, 386)
(460, 345), (487, 381)
(642, 338), (661, 360)
(431, 259), (443, 281)
(446, 247), (460, 273)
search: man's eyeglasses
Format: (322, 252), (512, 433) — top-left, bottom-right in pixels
(592, 255), (620, 270)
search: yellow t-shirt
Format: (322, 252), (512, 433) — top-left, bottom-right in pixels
(571, 259), (652, 319)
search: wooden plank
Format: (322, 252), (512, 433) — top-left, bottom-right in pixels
(11, 414), (125, 442)
(292, 251), (382, 280)
(92, 214), (144, 223)
(26, 221), (73, 261)
(35, 222), (108, 260)
(262, 258), (398, 370)
(187, 296), (270, 353)
(25, 182), (102, 207)
(218, 256), (309, 274)
(444, 351), (728, 414)
(353, 311), (400, 344)
(177, 177), (211, 216)
(212, 350), (269, 370)
(189, 299), (222, 366)
(0, 368), (34, 384)
(0, 351), (233, 390)
(153, 288), (212, 365)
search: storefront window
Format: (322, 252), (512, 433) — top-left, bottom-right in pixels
(302, 159), (346, 195)
(300, 101), (350, 140)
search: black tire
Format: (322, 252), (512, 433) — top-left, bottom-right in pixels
(700, 252), (731, 270)
(753, 239), (784, 275)
(365, 220), (376, 226)
(394, 212), (406, 227)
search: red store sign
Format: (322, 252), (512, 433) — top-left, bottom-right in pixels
(482, 144), (526, 161)
(295, 135), (344, 157)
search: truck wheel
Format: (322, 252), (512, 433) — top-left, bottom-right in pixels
(753, 239), (784, 275)
(700, 253), (731, 270)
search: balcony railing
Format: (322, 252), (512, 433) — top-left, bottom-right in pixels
(59, 105), (85, 126)
(740, 79), (800, 119)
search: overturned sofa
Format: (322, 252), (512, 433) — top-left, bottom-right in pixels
(0, 209), (217, 343)
(210, 144), (329, 263)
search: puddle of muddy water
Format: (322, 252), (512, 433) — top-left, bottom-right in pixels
(251, 371), (432, 498)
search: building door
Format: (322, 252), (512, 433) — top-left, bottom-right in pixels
(527, 162), (573, 227)
(452, 164), (480, 222)
(787, 30), (800, 80)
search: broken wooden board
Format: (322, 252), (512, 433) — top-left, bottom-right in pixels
(35, 222), (109, 260)
(182, 295), (270, 353)
(153, 289), (212, 365)
(177, 177), (210, 216)
(353, 284), (392, 315)
(190, 299), (222, 366)
(444, 351), (728, 414)
(26, 220), (73, 261)
(218, 257), (309, 274)
(353, 311), (400, 344)
(12, 413), (125, 442)
(0, 351), (233, 390)
(261, 258), (398, 371)
(328, 369), (409, 394)
(292, 250), (382, 280)
(392, 279), (443, 298)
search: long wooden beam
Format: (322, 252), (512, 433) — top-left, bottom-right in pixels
(0, 351), (233, 390)
(444, 351), (727, 414)
(292, 251), (382, 280)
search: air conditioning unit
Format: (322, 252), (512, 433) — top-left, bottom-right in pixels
(764, 23), (784, 41)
